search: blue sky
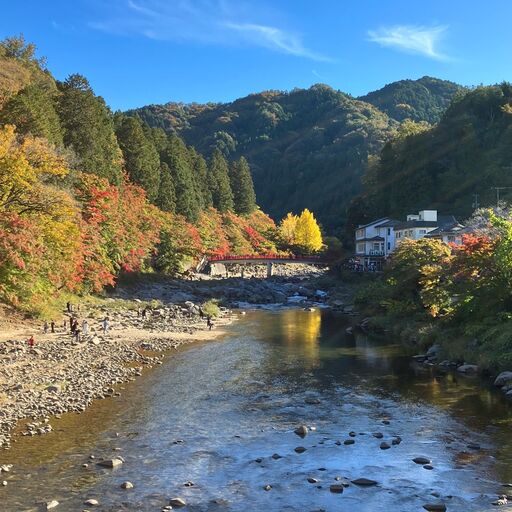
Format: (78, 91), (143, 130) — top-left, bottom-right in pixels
(1, 0), (511, 110)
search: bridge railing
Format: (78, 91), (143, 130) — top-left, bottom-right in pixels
(208, 253), (323, 262)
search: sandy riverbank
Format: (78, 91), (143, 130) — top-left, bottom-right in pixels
(0, 303), (235, 450)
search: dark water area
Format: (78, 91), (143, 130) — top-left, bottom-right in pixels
(2, 309), (512, 511)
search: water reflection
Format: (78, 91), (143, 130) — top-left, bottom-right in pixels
(2, 309), (512, 512)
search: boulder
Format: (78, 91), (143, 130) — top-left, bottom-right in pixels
(494, 371), (512, 387)
(457, 364), (479, 374)
(426, 344), (441, 358)
(329, 484), (344, 494)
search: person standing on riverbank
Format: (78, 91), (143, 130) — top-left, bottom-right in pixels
(102, 317), (110, 335)
(82, 319), (89, 336)
(43, 321), (49, 334)
(27, 335), (35, 348)
(50, 320), (55, 333)
(207, 316), (214, 330)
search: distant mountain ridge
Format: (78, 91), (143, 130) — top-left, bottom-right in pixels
(128, 77), (465, 232)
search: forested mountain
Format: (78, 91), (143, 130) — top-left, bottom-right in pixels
(359, 76), (464, 124)
(129, 78), (462, 232)
(353, 83), (512, 227)
(0, 36), (277, 315)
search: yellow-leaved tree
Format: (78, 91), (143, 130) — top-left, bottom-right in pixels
(279, 209), (323, 253)
(279, 212), (298, 245)
(294, 209), (323, 253)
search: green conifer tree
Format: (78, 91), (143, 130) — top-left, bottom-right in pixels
(161, 134), (200, 221)
(114, 114), (161, 202)
(0, 83), (63, 145)
(156, 161), (176, 213)
(208, 148), (234, 212)
(229, 156), (257, 214)
(189, 147), (212, 209)
(57, 74), (123, 184)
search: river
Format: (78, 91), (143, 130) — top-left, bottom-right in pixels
(2, 309), (512, 511)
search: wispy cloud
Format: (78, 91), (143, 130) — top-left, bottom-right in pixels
(89, 0), (329, 61)
(367, 24), (449, 60)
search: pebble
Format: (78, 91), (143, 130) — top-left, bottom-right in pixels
(45, 501), (60, 510)
(423, 464), (434, 470)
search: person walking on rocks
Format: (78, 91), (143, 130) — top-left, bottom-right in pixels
(74, 326), (81, 343)
(141, 307), (147, 319)
(207, 316), (214, 331)
(66, 301), (71, 313)
(71, 318), (78, 335)
(82, 319), (89, 336)
(50, 320), (55, 334)
(27, 335), (35, 348)
(102, 317), (110, 335)
(43, 321), (49, 334)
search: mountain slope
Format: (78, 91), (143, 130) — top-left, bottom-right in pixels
(359, 83), (512, 222)
(359, 76), (465, 124)
(130, 84), (398, 231)
(130, 78), (463, 232)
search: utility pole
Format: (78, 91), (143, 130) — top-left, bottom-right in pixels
(491, 187), (512, 208)
(472, 193), (479, 210)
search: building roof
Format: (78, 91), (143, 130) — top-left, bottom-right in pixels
(425, 223), (467, 237)
(356, 217), (390, 230)
(374, 219), (401, 228)
(394, 215), (459, 231)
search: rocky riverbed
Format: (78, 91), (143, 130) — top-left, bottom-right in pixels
(0, 264), (345, 453)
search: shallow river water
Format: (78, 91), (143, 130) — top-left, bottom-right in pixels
(2, 309), (512, 511)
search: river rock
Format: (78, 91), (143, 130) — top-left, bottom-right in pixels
(413, 456), (432, 465)
(307, 477), (318, 484)
(372, 432), (384, 439)
(84, 499), (99, 506)
(426, 344), (441, 358)
(494, 371), (512, 387)
(492, 495), (508, 506)
(380, 442), (391, 450)
(45, 501), (60, 510)
(351, 478), (378, 486)
(294, 446), (307, 453)
(344, 439), (355, 445)
(467, 443), (481, 450)
(329, 484), (344, 494)
(169, 497), (187, 507)
(263, 484), (272, 491)
(423, 504), (446, 511)
(457, 364), (479, 374)
(97, 458), (123, 468)
(294, 425), (308, 437)
(121, 481), (134, 489)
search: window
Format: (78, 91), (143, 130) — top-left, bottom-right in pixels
(387, 242), (391, 250)
(356, 229), (364, 239)
(356, 243), (365, 253)
(373, 242), (380, 250)
(419, 229), (427, 235)
(447, 235), (455, 242)
(387, 228), (391, 235)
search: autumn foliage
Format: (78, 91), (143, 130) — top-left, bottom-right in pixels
(0, 125), (278, 314)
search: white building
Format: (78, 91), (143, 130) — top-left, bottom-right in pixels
(354, 210), (463, 269)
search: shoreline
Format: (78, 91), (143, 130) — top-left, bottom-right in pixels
(0, 309), (236, 451)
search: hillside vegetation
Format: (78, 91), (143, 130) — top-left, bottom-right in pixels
(356, 83), (512, 224)
(129, 78), (462, 232)
(0, 36), (284, 316)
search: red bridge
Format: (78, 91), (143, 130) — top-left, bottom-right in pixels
(203, 253), (326, 277)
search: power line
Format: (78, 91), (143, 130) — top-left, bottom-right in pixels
(491, 187), (512, 208)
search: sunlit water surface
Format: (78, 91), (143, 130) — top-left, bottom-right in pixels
(2, 309), (512, 511)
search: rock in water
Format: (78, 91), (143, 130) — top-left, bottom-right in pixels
(169, 497), (187, 507)
(351, 478), (378, 486)
(45, 501), (60, 510)
(413, 456), (432, 465)
(423, 504), (446, 512)
(263, 484), (272, 491)
(494, 371), (512, 387)
(84, 499), (99, 506)
(121, 481), (134, 489)
(380, 442), (391, 450)
(329, 484), (344, 494)
(97, 458), (123, 468)
(294, 425), (308, 437)
(294, 446), (307, 453)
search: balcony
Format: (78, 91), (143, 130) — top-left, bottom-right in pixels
(368, 250), (385, 256)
